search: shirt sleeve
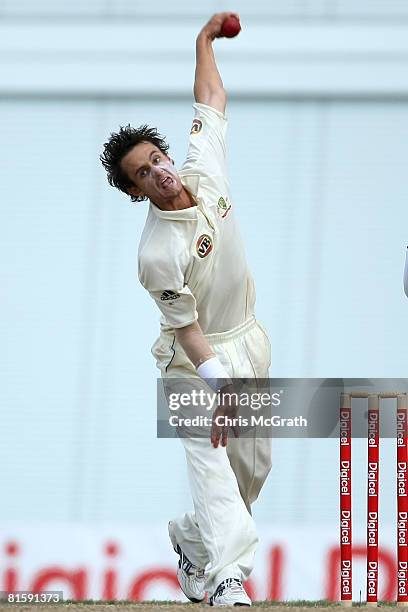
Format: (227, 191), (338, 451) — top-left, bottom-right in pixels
(148, 287), (198, 328)
(180, 102), (228, 178)
(138, 251), (198, 329)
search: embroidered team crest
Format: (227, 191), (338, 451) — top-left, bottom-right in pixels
(196, 234), (213, 258)
(217, 196), (232, 218)
(190, 119), (203, 135)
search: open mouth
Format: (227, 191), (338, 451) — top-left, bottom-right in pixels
(161, 177), (173, 187)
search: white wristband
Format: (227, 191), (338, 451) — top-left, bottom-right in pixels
(196, 357), (232, 391)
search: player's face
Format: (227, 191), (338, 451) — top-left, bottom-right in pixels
(121, 142), (183, 203)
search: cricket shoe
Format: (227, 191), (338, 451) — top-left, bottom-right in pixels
(209, 578), (251, 607)
(168, 522), (206, 603)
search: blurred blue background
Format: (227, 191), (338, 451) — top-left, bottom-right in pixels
(1, 1), (407, 597)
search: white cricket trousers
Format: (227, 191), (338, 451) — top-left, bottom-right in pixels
(152, 315), (272, 595)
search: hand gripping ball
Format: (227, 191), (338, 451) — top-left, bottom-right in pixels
(220, 16), (241, 38)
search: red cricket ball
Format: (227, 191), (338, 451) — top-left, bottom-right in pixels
(220, 16), (241, 38)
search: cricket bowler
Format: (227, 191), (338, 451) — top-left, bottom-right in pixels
(100, 13), (272, 606)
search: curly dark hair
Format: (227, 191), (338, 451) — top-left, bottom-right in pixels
(100, 124), (170, 203)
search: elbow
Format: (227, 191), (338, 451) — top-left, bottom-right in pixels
(194, 88), (227, 114)
(175, 320), (200, 340)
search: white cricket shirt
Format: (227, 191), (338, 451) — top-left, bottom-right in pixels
(138, 103), (256, 335)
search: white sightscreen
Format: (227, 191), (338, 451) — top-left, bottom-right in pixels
(1, 97), (407, 527)
(3, 0), (408, 18)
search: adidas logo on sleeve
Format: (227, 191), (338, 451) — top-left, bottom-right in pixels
(160, 290), (181, 301)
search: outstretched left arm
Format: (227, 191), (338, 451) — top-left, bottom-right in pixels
(194, 13), (239, 114)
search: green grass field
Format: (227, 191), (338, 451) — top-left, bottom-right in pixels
(0, 601), (400, 612)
